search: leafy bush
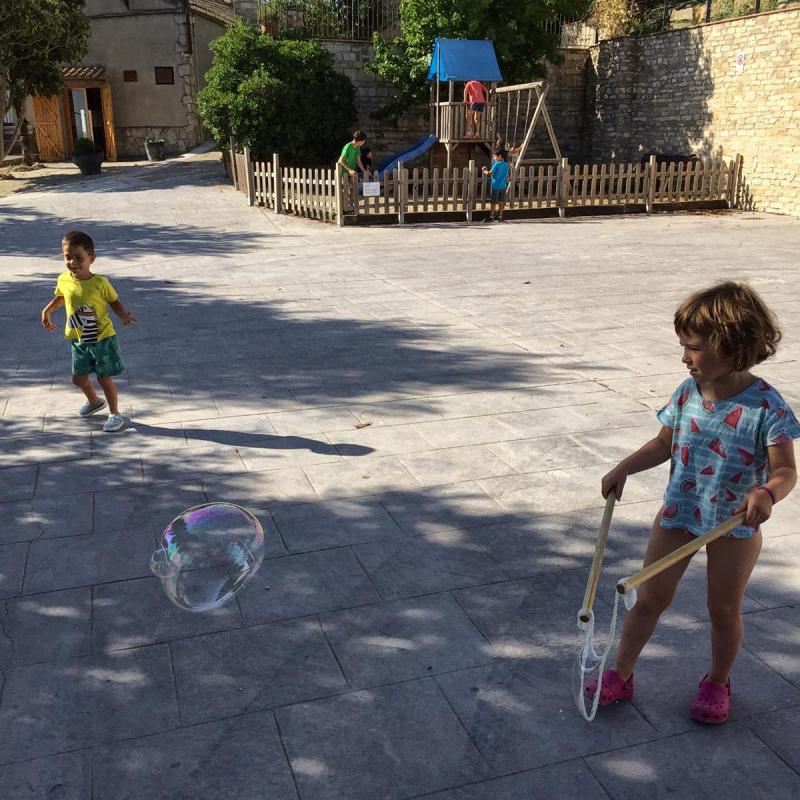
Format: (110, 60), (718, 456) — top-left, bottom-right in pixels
(589, 0), (640, 36)
(198, 19), (357, 165)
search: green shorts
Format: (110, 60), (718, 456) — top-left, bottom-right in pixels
(70, 335), (124, 377)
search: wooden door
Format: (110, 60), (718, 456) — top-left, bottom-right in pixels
(32, 95), (65, 161)
(100, 83), (117, 161)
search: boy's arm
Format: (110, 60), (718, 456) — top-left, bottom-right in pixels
(41, 295), (64, 331)
(338, 155), (355, 176)
(601, 425), (672, 499)
(109, 298), (136, 326)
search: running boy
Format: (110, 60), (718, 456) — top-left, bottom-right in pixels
(482, 150), (510, 222)
(41, 230), (135, 432)
(589, 281), (799, 723)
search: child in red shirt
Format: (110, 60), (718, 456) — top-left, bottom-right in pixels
(463, 80), (487, 139)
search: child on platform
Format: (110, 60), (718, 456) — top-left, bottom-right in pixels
(463, 80), (487, 138)
(590, 281), (799, 723)
(41, 230), (136, 432)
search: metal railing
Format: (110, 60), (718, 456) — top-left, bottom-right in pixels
(638, 0), (798, 33)
(257, 0), (400, 40)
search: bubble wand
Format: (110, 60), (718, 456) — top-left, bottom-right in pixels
(616, 512), (746, 605)
(574, 491), (617, 722)
(575, 510), (747, 721)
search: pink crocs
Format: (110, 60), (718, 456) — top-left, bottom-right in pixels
(584, 669), (634, 706)
(690, 674), (730, 724)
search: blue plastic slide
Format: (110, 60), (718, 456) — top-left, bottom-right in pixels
(376, 134), (438, 178)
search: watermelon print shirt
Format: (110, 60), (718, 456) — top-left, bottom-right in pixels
(656, 377), (800, 538)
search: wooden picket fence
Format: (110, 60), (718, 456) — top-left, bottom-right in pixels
(229, 145), (742, 226)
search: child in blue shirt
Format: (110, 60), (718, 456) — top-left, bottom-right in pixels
(482, 150), (510, 222)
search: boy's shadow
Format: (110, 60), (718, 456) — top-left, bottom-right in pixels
(126, 422), (374, 457)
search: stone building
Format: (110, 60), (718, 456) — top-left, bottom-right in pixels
(33, 0), (234, 161)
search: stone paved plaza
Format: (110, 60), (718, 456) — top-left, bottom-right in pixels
(1, 151), (800, 799)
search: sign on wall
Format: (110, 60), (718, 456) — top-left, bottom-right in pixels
(735, 52), (745, 73)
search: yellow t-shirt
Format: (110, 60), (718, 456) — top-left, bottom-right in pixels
(55, 272), (118, 343)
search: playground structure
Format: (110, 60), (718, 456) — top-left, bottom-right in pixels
(376, 38), (563, 176)
(227, 37), (741, 224)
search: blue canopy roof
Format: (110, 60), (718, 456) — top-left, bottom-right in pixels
(426, 38), (502, 83)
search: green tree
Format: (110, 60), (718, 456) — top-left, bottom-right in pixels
(198, 20), (357, 165)
(0, 0), (90, 160)
(371, 0), (591, 123)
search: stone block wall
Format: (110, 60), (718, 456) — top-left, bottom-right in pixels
(588, 7), (800, 216)
(540, 48), (593, 161)
(321, 41), (427, 165)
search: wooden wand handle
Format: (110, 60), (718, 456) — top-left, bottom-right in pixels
(617, 512), (747, 596)
(578, 491), (617, 624)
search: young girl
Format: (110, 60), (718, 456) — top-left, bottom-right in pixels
(589, 281), (799, 723)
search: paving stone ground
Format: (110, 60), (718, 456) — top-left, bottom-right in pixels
(1, 151), (799, 800)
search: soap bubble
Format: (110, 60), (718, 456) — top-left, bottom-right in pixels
(151, 502), (264, 612)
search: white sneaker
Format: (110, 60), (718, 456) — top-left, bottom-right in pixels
(79, 399), (106, 417)
(103, 414), (125, 432)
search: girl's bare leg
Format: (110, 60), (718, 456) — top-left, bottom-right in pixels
(705, 530), (762, 684)
(615, 521), (697, 680)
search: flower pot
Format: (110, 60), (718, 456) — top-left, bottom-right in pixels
(145, 140), (166, 161)
(71, 150), (104, 175)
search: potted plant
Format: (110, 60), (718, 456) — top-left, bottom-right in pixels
(71, 137), (104, 175)
(144, 137), (167, 161)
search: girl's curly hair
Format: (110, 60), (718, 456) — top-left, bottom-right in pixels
(674, 281), (782, 371)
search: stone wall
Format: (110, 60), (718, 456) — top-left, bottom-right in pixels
(588, 7), (800, 216)
(321, 41), (427, 165)
(537, 48), (593, 161)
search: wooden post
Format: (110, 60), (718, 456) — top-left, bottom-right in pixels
(273, 153), (282, 213)
(705, 0), (712, 22)
(335, 166), (344, 227)
(243, 146), (255, 206)
(466, 159), (475, 223)
(727, 154), (742, 209)
(230, 138), (238, 189)
(646, 154), (657, 214)
(396, 161), (405, 225)
(557, 157), (568, 218)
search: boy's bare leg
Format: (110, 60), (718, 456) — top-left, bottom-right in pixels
(498, 200), (505, 219)
(97, 376), (120, 416)
(72, 374), (101, 406)
(474, 111), (482, 138)
(614, 522), (696, 680)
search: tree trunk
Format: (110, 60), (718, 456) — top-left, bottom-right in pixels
(0, 73), (8, 161)
(3, 101), (25, 161)
(20, 118), (34, 165)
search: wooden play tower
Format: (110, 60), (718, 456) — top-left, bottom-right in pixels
(428, 38), (562, 171)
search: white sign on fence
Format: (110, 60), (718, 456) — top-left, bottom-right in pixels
(363, 181), (381, 197)
(735, 52), (745, 73)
